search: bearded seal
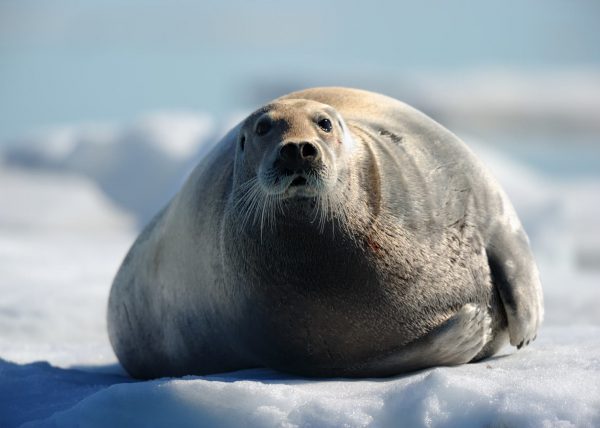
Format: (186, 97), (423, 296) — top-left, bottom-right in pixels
(107, 87), (543, 379)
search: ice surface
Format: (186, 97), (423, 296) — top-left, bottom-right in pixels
(1, 114), (599, 427)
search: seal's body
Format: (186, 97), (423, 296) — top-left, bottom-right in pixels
(108, 87), (543, 379)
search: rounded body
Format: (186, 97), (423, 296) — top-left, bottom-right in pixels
(108, 88), (543, 379)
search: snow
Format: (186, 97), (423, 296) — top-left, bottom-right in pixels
(0, 167), (134, 367)
(1, 114), (599, 427)
(3, 330), (599, 428)
(407, 70), (600, 134)
(2, 112), (218, 225)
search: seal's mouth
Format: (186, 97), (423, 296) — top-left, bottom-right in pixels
(280, 173), (320, 199)
(290, 176), (307, 187)
(258, 166), (327, 199)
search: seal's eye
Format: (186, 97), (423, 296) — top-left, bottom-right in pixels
(255, 119), (271, 136)
(239, 135), (245, 151)
(318, 118), (332, 133)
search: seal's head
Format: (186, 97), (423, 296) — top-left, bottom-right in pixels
(235, 99), (355, 197)
(232, 99), (356, 230)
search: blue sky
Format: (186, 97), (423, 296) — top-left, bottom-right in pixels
(1, 0), (599, 141)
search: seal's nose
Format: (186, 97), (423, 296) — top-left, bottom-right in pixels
(278, 142), (320, 170)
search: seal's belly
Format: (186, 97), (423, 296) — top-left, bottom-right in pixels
(231, 225), (494, 374)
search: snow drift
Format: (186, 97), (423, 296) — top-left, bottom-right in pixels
(2, 112), (218, 226)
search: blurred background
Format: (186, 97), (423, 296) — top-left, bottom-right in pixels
(0, 0), (599, 363)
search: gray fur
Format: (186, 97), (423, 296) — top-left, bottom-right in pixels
(107, 87), (543, 379)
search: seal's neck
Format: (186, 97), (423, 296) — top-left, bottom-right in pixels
(228, 208), (374, 292)
(223, 192), (372, 268)
(236, 197), (365, 246)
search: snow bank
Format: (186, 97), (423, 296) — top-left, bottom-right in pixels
(0, 167), (134, 234)
(1, 112), (218, 225)
(407, 70), (600, 133)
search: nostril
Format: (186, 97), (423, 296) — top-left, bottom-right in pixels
(300, 142), (318, 159)
(279, 143), (299, 162)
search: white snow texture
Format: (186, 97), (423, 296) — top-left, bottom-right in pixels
(1, 110), (599, 428)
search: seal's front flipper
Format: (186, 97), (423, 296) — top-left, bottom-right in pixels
(487, 224), (543, 349)
(353, 304), (492, 376)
